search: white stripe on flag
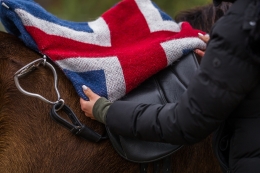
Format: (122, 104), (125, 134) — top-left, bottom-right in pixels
(135, 0), (180, 32)
(15, 9), (111, 47)
(161, 37), (206, 65)
(56, 57), (126, 102)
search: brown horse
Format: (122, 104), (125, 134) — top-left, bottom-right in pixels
(0, 3), (231, 173)
(0, 30), (220, 173)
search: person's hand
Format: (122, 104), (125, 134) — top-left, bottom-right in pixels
(194, 33), (210, 57)
(80, 85), (101, 120)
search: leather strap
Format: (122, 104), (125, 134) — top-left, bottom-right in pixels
(161, 156), (172, 173)
(140, 156), (172, 173)
(50, 103), (107, 142)
(140, 163), (148, 173)
(153, 160), (161, 173)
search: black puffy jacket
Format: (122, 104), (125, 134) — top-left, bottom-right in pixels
(106, 0), (260, 172)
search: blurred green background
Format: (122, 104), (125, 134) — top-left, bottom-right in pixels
(0, 0), (211, 31)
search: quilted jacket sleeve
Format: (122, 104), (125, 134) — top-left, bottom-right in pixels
(106, 0), (260, 145)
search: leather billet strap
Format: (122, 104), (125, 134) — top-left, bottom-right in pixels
(50, 103), (107, 142)
(140, 156), (172, 173)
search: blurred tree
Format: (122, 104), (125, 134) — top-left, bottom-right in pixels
(0, 0), (211, 31)
(154, 0), (211, 17)
(33, 0), (52, 7)
(35, 0), (211, 21)
(35, 0), (120, 21)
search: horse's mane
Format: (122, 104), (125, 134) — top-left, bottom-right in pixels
(175, 2), (232, 33)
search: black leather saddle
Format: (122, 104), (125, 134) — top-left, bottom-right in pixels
(106, 52), (199, 163)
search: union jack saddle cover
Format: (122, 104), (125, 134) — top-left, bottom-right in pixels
(0, 0), (206, 102)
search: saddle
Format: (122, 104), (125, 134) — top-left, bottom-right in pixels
(105, 52), (199, 163)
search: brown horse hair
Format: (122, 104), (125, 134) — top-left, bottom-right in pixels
(175, 2), (232, 33)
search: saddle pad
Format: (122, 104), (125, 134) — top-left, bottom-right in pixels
(0, 0), (206, 101)
(106, 52), (199, 163)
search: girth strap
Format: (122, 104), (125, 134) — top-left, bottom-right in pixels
(161, 156), (172, 173)
(50, 103), (107, 142)
(140, 163), (148, 173)
(153, 161), (161, 173)
(140, 156), (172, 173)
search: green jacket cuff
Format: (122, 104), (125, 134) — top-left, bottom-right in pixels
(93, 97), (111, 124)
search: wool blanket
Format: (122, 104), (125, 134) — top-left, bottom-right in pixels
(0, 0), (206, 102)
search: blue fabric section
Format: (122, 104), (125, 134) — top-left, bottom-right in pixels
(63, 69), (108, 100)
(152, 2), (173, 21)
(182, 49), (192, 55)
